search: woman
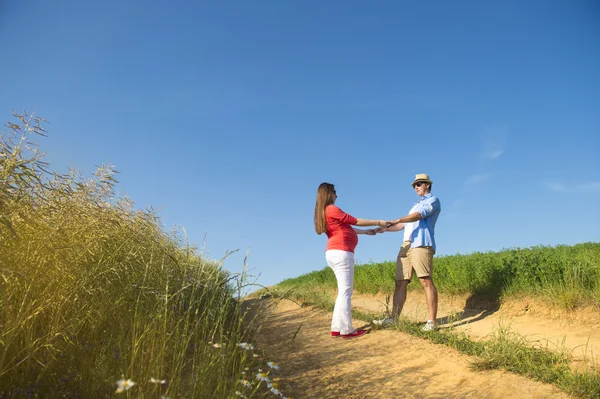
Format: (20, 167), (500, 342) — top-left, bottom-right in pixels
(314, 182), (388, 339)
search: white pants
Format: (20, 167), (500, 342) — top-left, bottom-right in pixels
(326, 250), (355, 335)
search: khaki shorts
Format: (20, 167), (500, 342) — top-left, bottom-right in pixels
(396, 241), (435, 281)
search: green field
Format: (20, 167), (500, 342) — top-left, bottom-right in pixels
(274, 242), (600, 310)
(263, 241), (600, 398)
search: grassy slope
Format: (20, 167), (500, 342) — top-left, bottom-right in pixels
(276, 242), (600, 309)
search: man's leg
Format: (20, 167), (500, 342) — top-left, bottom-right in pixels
(392, 279), (409, 319)
(418, 276), (438, 322)
(410, 246), (437, 328)
(374, 243), (412, 325)
(392, 242), (412, 319)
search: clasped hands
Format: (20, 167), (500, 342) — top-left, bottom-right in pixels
(364, 219), (400, 236)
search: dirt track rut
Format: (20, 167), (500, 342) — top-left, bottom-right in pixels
(255, 299), (572, 399)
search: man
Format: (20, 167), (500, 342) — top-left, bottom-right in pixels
(374, 174), (441, 331)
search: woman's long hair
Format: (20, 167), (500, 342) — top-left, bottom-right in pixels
(314, 182), (336, 235)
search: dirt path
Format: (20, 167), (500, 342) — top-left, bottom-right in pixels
(255, 299), (572, 399)
(352, 292), (600, 363)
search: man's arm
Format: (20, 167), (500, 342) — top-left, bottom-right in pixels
(376, 222), (405, 233)
(390, 212), (422, 226)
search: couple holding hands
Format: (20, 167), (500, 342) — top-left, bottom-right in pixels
(313, 174), (441, 339)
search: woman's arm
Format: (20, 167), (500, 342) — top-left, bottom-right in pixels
(355, 218), (389, 227)
(353, 228), (377, 235)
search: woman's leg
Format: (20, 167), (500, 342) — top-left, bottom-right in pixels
(326, 250), (355, 335)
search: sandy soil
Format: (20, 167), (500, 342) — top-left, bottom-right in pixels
(351, 292), (600, 363)
(254, 298), (573, 399)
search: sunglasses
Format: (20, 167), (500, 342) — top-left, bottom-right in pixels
(413, 182), (426, 187)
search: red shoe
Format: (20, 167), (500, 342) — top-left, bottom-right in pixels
(342, 329), (368, 339)
(331, 331), (341, 337)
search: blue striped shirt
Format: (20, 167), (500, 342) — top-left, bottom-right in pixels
(403, 193), (441, 251)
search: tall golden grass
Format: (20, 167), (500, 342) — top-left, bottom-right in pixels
(0, 112), (267, 397)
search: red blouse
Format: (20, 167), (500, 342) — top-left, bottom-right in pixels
(325, 205), (358, 253)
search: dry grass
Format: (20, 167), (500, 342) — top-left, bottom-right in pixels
(0, 111), (281, 398)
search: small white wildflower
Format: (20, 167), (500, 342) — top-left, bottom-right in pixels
(266, 361), (280, 370)
(271, 387), (282, 396)
(253, 354), (259, 358)
(115, 379), (135, 393)
(256, 372), (270, 382)
(212, 343), (221, 348)
(237, 342), (255, 350)
(235, 391), (248, 398)
(241, 371), (246, 375)
(149, 377), (167, 385)
(239, 379), (251, 387)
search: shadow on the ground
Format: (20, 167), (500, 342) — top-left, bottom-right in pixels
(437, 292), (501, 328)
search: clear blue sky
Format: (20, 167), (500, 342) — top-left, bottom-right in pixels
(2, 1), (599, 288)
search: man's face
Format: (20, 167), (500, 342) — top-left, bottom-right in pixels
(413, 181), (430, 196)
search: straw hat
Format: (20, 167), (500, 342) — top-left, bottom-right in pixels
(411, 173), (432, 187)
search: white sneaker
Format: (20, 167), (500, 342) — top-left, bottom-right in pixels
(422, 321), (437, 332)
(373, 317), (395, 326)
